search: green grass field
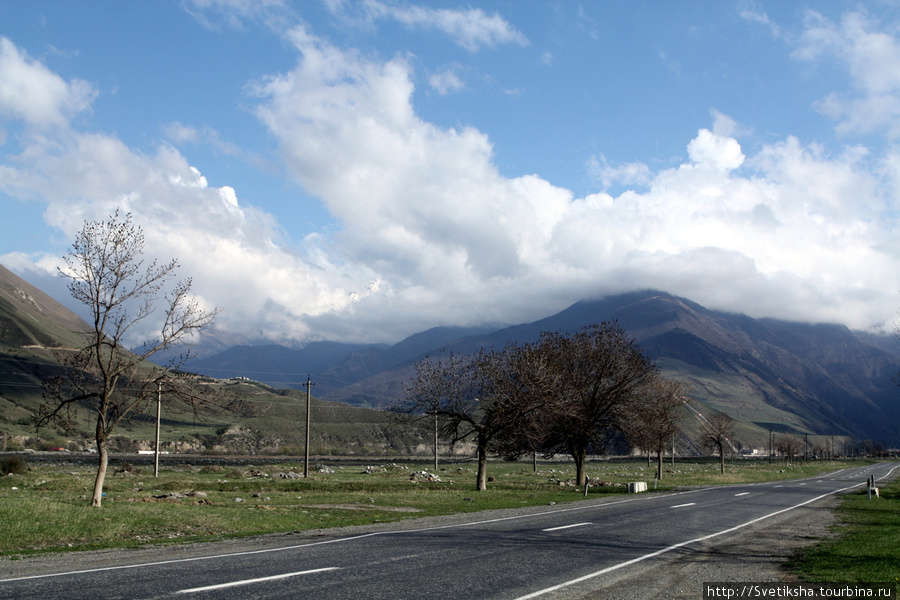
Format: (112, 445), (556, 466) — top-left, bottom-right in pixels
(0, 456), (869, 557)
(791, 475), (900, 585)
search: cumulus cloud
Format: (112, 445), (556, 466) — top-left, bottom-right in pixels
(0, 37), (96, 128)
(246, 24), (899, 337)
(3, 10), (900, 346)
(253, 26), (565, 291)
(686, 129), (746, 171)
(0, 41), (364, 345)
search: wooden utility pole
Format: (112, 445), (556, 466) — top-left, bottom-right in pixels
(304, 375), (314, 478)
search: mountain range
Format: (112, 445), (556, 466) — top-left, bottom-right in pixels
(179, 290), (900, 446)
(2, 262), (899, 450)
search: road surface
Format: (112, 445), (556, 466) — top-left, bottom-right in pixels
(0, 462), (895, 600)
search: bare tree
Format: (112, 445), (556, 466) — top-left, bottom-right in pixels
(700, 412), (735, 474)
(538, 323), (657, 487)
(622, 378), (688, 480)
(776, 433), (804, 466)
(38, 211), (219, 507)
(399, 343), (550, 491)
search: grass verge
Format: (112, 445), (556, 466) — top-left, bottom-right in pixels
(791, 475), (900, 585)
(0, 457), (870, 557)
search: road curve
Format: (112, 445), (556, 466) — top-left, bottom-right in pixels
(0, 463), (895, 600)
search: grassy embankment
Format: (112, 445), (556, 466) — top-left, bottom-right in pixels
(792, 472), (900, 585)
(0, 457), (871, 557)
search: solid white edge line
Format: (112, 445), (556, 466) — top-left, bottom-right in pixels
(175, 567), (339, 594)
(542, 522), (592, 532)
(511, 468), (900, 600)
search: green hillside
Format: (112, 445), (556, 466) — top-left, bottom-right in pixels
(0, 264), (429, 455)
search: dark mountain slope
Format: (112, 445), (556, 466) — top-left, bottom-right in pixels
(320, 291), (900, 442)
(0, 264), (90, 416)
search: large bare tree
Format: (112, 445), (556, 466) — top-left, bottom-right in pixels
(400, 343), (550, 491)
(622, 378), (688, 480)
(39, 211), (219, 507)
(538, 323), (657, 487)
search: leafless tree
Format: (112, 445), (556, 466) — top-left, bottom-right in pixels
(699, 412), (735, 474)
(538, 323), (657, 487)
(38, 211), (222, 507)
(622, 378), (688, 480)
(776, 433), (804, 466)
(399, 343), (551, 491)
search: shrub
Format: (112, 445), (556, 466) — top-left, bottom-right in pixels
(1, 455), (28, 475)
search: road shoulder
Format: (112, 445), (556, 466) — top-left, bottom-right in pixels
(574, 495), (841, 600)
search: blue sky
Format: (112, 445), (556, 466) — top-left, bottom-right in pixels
(2, 1), (900, 344)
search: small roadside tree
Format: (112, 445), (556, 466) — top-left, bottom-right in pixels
(38, 211), (219, 507)
(622, 378), (688, 480)
(700, 412), (735, 474)
(776, 433), (804, 466)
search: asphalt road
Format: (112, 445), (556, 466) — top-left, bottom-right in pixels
(1, 463), (895, 600)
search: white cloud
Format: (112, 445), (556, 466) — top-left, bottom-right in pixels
(0, 37), (96, 128)
(587, 155), (652, 190)
(183, 0), (294, 32)
(794, 10), (900, 139)
(686, 129), (746, 171)
(4, 19), (900, 347)
(428, 68), (464, 95)
(739, 8), (782, 39)
(0, 40), (365, 345)
(330, 0), (528, 52)
(247, 26), (900, 338)
(163, 121), (262, 167)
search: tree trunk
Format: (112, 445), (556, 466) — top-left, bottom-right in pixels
(476, 439), (488, 491)
(656, 448), (663, 481)
(91, 434), (108, 507)
(433, 412), (439, 473)
(572, 445), (587, 487)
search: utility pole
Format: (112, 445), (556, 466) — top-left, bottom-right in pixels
(304, 375), (314, 478)
(154, 381), (161, 478)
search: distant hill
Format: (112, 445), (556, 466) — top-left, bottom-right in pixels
(178, 325), (495, 398)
